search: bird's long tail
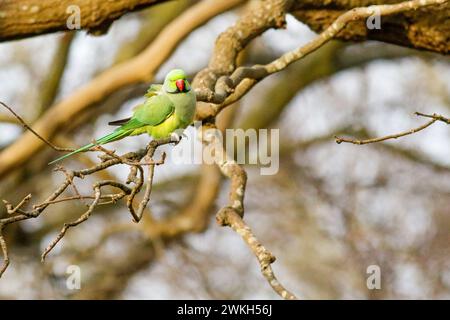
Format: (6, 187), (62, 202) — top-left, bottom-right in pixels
(48, 129), (130, 165)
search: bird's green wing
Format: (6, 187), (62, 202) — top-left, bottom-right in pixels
(135, 94), (175, 125)
(118, 94), (175, 131)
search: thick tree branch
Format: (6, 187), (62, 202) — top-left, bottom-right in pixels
(291, 0), (450, 54)
(0, 0), (167, 42)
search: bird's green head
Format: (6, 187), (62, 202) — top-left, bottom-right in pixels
(164, 69), (191, 93)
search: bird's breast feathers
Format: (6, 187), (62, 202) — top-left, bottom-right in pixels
(145, 113), (181, 138)
(169, 91), (196, 122)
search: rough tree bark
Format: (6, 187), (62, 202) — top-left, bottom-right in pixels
(0, 0), (167, 41)
(291, 0), (450, 54)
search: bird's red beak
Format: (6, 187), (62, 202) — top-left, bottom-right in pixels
(176, 79), (185, 92)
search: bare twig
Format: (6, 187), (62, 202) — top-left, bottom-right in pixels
(93, 144), (166, 166)
(127, 138), (171, 222)
(3, 194), (32, 215)
(56, 166), (87, 207)
(33, 194), (124, 208)
(41, 185), (102, 261)
(415, 112), (450, 124)
(335, 112), (449, 145)
(0, 101), (74, 152)
(0, 225), (9, 278)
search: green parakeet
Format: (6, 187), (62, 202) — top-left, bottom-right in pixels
(49, 69), (196, 164)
